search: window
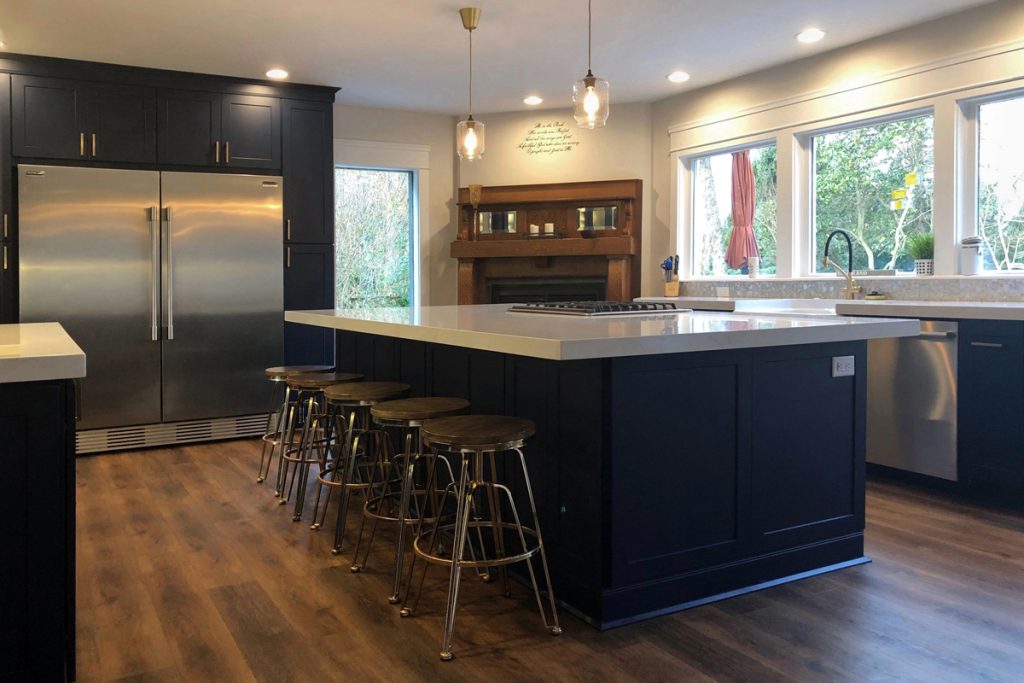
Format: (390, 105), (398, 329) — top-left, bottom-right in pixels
(977, 95), (1024, 270)
(812, 114), (934, 273)
(692, 145), (777, 276)
(334, 167), (414, 308)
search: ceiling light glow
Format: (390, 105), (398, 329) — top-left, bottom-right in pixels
(265, 68), (289, 79)
(797, 28), (825, 44)
(667, 71), (691, 84)
(523, 95), (543, 105)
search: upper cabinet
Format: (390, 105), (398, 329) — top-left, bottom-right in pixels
(11, 75), (156, 163)
(282, 100), (333, 243)
(158, 90), (280, 169)
(0, 74), (13, 323)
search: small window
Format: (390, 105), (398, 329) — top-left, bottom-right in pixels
(334, 167), (414, 308)
(812, 114), (934, 273)
(978, 95), (1024, 271)
(692, 145), (777, 276)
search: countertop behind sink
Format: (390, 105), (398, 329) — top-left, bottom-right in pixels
(641, 296), (1024, 321)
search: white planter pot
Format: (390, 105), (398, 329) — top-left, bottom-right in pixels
(914, 259), (934, 276)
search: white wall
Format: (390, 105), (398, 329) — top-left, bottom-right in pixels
(651, 0), (1024, 281)
(332, 103), (458, 305)
(456, 103), (657, 294)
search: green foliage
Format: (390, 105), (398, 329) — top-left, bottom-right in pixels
(335, 168), (412, 308)
(905, 232), (934, 260)
(978, 97), (1024, 271)
(813, 115), (934, 272)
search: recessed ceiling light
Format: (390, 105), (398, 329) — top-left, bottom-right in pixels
(523, 95), (543, 106)
(796, 28), (825, 44)
(667, 71), (691, 84)
(265, 68), (289, 80)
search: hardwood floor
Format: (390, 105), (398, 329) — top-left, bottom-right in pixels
(76, 439), (1024, 682)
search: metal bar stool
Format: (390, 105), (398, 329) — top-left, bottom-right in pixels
(401, 415), (562, 661)
(308, 382), (410, 555)
(277, 372), (363, 514)
(349, 396), (470, 604)
(257, 365), (332, 484)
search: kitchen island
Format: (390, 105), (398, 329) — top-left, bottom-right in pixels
(0, 323), (84, 680)
(286, 305), (919, 628)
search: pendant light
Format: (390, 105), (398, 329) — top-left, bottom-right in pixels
(456, 7), (485, 161)
(573, 0), (609, 129)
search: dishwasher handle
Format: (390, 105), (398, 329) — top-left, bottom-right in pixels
(918, 331), (957, 340)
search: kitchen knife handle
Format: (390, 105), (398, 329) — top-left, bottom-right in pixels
(148, 207), (160, 341)
(162, 207), (174, 340)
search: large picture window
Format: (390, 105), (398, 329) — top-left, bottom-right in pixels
(978, 95), (1024, 270)
(812, 114), (934, 273)
(692, 145), (777, 276)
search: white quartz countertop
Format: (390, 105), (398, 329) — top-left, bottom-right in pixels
(0, 323), (86, 384)
(835, 300), (1024, 320)
(286, 305), (920, 361)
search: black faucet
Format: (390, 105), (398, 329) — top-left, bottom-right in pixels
(822, 229), (862, 300)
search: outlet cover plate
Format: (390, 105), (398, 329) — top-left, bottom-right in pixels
(832, 355), (855, 377)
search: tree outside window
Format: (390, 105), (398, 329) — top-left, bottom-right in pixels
(978, 96), (1024, 271)
(813, 115), (934, 273)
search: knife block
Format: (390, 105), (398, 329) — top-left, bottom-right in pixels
(663, 280), (681, 297)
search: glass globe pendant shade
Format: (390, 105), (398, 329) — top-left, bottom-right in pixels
(573, 72), (609, 129)
(456, 116), (485, 161)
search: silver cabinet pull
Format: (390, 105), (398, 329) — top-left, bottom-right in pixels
(286, 219), (292, 240)
(215, 140), (221, 164)
(970, 341), (1004, 349)
(918, 331), (957, 339)
(286, 246), (291, 268)
(3, 213), (8, 239)
(148, 207), (160, 341)
(162, 207), (175, 340)
(92, 132), (97, 157)
(79, 132), (85, 157)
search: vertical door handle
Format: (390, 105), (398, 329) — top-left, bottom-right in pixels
(286, 219), (292, 241)
(79, 132), (85, 157)
(148, 207), (160, 341)
(91, 133), (97, 157)
(3, 212), (8, 239)
(2, 245), (7, 271)
(162, 207), (175, 340)
(286, 246), (291, 268)
(225, 140), (231, 164)
(215, 140), (221, 164)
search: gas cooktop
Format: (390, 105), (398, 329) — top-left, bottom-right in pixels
(506, 301), (689, 316)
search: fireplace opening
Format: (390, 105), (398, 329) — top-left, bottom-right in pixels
(487, 278), (607, 304)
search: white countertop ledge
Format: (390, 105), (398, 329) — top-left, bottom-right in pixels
(286, 305), (921, 361)
(835, 300), (1024, 320)
(0, 323), (87, 384)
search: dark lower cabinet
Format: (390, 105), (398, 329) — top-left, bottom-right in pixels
(282, 100), (334, 243)
(284, 244), (334, 365)
(0, 379), (76, 682)
(11, 75), (83, 159)
(958, 319), (1024, 490)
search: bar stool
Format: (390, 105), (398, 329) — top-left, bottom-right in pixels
(257, 365), (333, 484)
(308, 381), (410, 555)
(401, 415), (561, 661)
(349, 396), (470, 604)
(277, 372), (363, 514)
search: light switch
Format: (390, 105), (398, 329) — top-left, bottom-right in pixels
(832, 355), (855, 377)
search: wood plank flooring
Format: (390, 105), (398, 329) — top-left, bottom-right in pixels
(76, 439), (1024, 682)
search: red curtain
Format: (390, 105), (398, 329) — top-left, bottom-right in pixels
(725, 150), (759, 270)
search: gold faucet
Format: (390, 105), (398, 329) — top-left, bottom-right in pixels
(824, 257), (862, 300)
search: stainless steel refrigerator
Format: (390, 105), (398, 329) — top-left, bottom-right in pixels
(18, 164), (283, 448)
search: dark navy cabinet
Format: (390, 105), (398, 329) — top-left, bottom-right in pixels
(222, 94), (280, 169)
(83, 83), (156, 163)
(282, 99), (334, 244)
(158, 90), (280, 169)
(958, 319), (1024, 490)
(0, 73), (12, 322)
(284, 244), (335, 365)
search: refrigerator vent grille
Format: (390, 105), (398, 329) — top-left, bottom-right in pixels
(76, 415), (268, 454)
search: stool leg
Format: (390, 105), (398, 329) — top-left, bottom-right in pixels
(332, 410), (360, 555)
(311, 408), (345, 530)
(440, 454), (475, 661)
(351, 429), (392, 572)
(257, 383), (287, 483)
(510, 447), (562, 635)
(486, 453), (510, 598)
(293, 396), (321, 521)
(274, 398), (299, 498)
(389, 430), (416, 604)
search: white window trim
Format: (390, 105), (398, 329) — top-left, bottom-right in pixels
(333, 139), (430, 306)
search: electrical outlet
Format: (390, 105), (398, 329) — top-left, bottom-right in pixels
(715, 286), (730, 298)
(832, 355), (855, 377)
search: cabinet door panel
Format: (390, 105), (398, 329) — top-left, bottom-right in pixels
(11, 75), (83, 159)
(0, 74), (12, 323)
(222, 94), (280, 169)
(282, 100), (333, 243)
(85, 84), (157, 163)
(284, 244), (334, 365)
(157, 89), (221, 166)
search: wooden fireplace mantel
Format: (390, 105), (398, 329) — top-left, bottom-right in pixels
(451, 179), (642, 304)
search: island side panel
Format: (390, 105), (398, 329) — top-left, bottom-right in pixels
(602, 341), (867, 627)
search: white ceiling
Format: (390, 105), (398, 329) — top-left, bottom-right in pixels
(1, 0), (997, 114)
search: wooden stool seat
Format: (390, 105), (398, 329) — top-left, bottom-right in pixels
(287, 372), (364, 389)
(421, 415), (535, 450)
(265, 365), (334, 380)
(371, 397), (470, 423)
(324, 381), (410, 404)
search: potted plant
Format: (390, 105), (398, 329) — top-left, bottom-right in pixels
(906, 232), (934, 276)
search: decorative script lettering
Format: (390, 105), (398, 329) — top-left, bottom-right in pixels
(517, 121), (580, 156)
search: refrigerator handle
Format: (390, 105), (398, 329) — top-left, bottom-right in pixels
(162, 206), (174, 340)
(148, 207), (160, 341)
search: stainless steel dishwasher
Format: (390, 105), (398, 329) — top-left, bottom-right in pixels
(867, 320), (958, 480)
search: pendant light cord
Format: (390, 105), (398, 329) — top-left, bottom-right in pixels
(587, 0), (592, 72)
(468, 27), (474, 116)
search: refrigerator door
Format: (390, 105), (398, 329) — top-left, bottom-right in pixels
(160, 172), (283, 421)
(18, 165), (162, 429)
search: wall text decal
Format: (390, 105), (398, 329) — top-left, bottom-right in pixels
(517, 121), (581, 156)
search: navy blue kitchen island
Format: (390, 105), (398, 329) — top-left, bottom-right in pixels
(287, 305), (919, 628)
